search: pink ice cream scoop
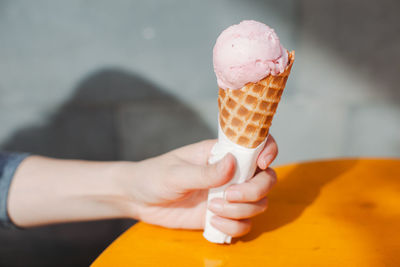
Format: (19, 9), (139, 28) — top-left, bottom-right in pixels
(213, 20), (288, 90)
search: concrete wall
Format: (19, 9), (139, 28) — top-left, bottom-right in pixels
(0, 1), (399, 266)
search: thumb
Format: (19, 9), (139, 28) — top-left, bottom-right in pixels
(175, 153), (236, 191)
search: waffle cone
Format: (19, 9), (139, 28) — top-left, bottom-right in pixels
(218, 51), (295, 148)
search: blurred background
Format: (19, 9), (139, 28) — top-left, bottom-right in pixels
(0, 0), (399, 266)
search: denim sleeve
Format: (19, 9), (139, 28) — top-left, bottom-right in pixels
(0, 152), (30, 229)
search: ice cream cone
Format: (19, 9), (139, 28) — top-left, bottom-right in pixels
(203, 51), (294, 244)
(204, 21), (294, 244)
(218, 51), (295, 148)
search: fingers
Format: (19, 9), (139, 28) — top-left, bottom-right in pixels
(210, 216), (252, 237)
(206, 169), (276, 237)
(173, 136), (276, 168)
(257, 135), (278, 170)
(208, 197), (268, 220)
(172, 153), (236, 190)
(225, 168), (277, 202)
(171, 139), (217, 165)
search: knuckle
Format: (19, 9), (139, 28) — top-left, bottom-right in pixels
(266, 168), (277, 184)
(266, 167), (277, 178)
(272, 140), (278, 156)
(260, 198), (269, 212)
(261, 205), (267, 213)
(264, 197), (269, 207)
(231, 210), (242, 220)
(232, 220), (246, 236)
(225, 204), (242, 219)
(249, 205), (260, 216)
(167, 164), (183, 184)
(267, 135), (278, 154)
(200, 165), (207, 179)
(250, 185), (264, 201)
(232, 205), (256, 219)
(238, 220), (252, 236)
(200, 166), (211, 184)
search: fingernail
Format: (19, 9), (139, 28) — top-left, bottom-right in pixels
(226, 190), (243, 201)
(209, 200), (223, 213)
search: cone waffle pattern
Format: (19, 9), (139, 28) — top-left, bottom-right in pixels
(218, 51), (295, 148)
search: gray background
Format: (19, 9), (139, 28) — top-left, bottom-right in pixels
(0, 0), (399, 266)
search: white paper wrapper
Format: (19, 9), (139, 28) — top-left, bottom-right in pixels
(203, 123), (266, 244)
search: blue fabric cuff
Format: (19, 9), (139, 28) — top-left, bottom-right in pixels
(0, 152), (30, 229)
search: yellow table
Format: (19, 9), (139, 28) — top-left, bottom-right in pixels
(92, 159), (400, 266)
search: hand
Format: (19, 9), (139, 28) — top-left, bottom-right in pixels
(118, 136), (278, 238)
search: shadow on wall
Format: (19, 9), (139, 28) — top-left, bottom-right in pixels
(300, 0), (400, 101)
(303, 0), (400, 99)
(250, 0), (400, 101)
(0, 69), (213, 267)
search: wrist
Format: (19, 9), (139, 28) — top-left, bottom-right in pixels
(109, 161), (142, 220)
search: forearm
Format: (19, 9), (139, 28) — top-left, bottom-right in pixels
(8, 156), (137, 227)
